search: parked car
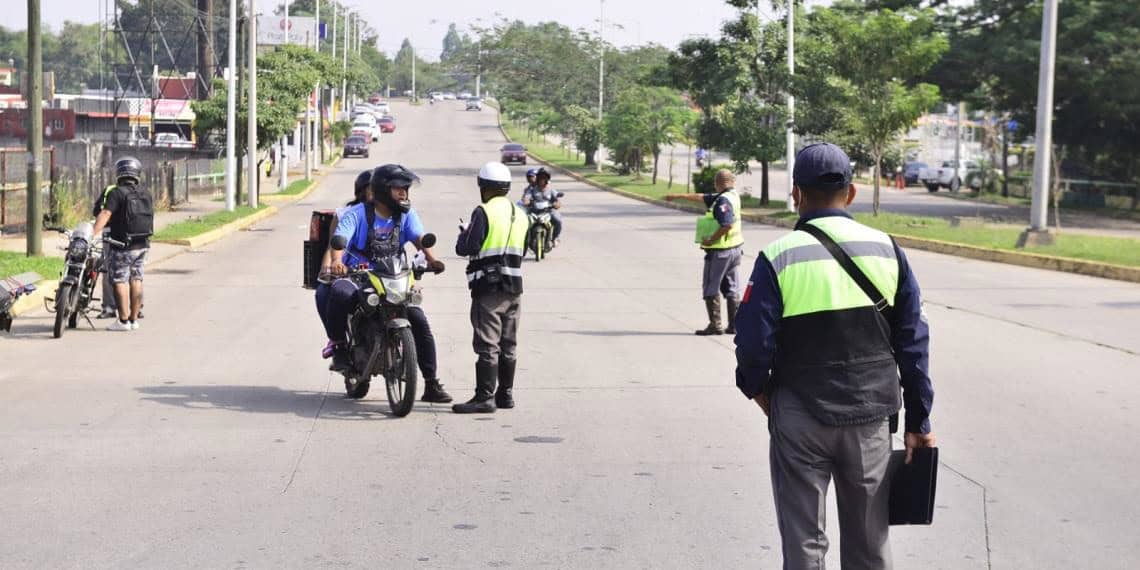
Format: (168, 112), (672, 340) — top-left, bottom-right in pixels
(343, 135), (370, 158)
(501, 143), (527, 165)
(903, 161), (927, 186)
(458, 92), (473, 100)
(918, 159), (979, 192)
(351, 117), (380, 142)
(153, 133), (194, 148)
(378, 117), (396, 133)
(443, 92), (456, 100)
(465, 98), (483, 111)
(369, 94), (382, 104)
(372, 101), (391, 115)
(429, 92), (445, 102)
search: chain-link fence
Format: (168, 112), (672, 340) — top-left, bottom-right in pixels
(1, 147), (223, 232)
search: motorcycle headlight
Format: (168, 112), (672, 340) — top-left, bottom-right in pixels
(366, 293), (381, 307)
(68, 239), (89, 262)
(382, 277), (408, 304)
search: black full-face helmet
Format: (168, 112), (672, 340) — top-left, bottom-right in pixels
(114, 156), (142, 185)
(353, 170), (372, 204)
(369, 164), (420, 214)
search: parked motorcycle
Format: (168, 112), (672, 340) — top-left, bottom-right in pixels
(1, 274), (39, 332)
(48, 222), (107, 338)
(525, 191), (564, 262)
(328, 232), (443, 417)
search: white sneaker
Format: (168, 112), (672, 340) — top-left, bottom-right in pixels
(130, 321), (140, 331)
(106, 320), (132, 332)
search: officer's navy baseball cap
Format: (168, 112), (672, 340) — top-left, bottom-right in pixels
(793, 143), (853, 191)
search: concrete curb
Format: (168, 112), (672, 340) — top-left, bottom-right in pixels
(153, 205), (279, 249)
(496, 111), (1140, 284)
(261, 179), (319, 204)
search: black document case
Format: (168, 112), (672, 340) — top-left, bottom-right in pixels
(888, 447), (939, 525)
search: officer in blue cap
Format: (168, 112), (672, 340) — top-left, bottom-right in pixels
(734, 142), (937, 568)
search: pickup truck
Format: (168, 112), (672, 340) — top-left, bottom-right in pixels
(153, 133), (194, 149)
(918, 159), (978, 192)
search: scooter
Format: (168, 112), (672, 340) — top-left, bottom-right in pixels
(525, 191), (564, 262)
(328, 232), (443, 417)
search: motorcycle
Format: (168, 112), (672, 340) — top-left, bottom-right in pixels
(48, 222), (108, 338)
(525, 191), (564, 262)
(328, 232), (443, 417)
(1, 274), (39, 332)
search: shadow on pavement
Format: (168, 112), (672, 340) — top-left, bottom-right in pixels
(555, 330), (695, 337)
(135, 383), (443, 420)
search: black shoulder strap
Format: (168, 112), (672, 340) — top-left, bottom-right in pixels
(362, 204), (375, 251)
(799, 223), (890, 315)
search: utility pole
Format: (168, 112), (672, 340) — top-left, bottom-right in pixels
(412, 44), (417, 102)
(1026, 0), (1058, 239)
(954, 101), (965, 192)
(224, 0), (237, 211)
(331, 2), (337, 113)
(284, 0), (290, 44)
(314, 0), (321, 168)
(341, 12), (349, 112)
(597, 0), (605, 173)
(25, 0), (43, 255)
(246, 0), (258, 208)
(786, 0), (796, 212)
(196, 0), (213, 102)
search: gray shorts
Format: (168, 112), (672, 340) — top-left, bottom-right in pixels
(109, 247), (148, 284)
(702, 246), (742, 299)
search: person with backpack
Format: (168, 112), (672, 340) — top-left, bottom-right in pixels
(91, 157), (154, 332)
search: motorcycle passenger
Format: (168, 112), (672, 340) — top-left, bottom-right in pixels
(524, 168), (538, 190)
(521, 167), (562, 244)
(325, 164), (453, 403)
(314, 170), (373, 359)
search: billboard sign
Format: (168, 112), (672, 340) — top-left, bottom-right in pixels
(256, 16), (318, 46)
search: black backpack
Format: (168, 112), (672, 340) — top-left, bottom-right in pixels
(122, 185), (154, 240)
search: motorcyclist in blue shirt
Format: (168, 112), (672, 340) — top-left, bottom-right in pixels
(324, 164), (453, 403)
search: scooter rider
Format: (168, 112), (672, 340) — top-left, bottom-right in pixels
(521, 167), (563, 244)
(325, 164), (453, 403)
(453, 162), (529, 413)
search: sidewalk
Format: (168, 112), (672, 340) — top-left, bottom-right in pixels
(0, 194), (226, 262)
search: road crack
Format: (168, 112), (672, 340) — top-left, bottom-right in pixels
(280, 374), (333, 494)
(430, 405), (487, 464)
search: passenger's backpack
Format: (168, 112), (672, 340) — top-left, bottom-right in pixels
(122, 185), (154, 240)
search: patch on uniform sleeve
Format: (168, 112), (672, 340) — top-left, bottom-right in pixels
(742, 281), (754, 304)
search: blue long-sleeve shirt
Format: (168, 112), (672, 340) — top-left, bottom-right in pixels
(734, 209), (934, 434)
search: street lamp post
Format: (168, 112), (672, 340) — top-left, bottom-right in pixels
(246, 0), (258, 208)
(597, 0), (605, 173)
(786, 0), (796, 212)
(224, 0), (237, 211)
(1025, 0), (1059, 242)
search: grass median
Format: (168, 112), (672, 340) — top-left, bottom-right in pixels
(153, 205), (269, 242)
(502, 120), (786, 209)
(0, 251), (63, 281)
(276, 178), (316, 196)
(854, 212), (1140, 267)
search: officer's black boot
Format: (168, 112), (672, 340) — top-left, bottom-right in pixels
(422, 378), (453, 403)
(694, 297), (724, 336)
(452, 362), (497, 414)
(496, 358), (516, 409)
(725, 297), (740, 334)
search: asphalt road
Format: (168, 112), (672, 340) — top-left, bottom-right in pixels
(2, 100), (1139, 569)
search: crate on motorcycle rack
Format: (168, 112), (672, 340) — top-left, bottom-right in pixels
(303, 210), (336, 289)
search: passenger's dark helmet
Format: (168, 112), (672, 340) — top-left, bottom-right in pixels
(369, 164), (420, 214)
(352, 170), (372, 205)
(114, 156), (142, 185)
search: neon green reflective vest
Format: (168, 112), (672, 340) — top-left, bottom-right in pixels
(466, 196), (529, 294)
(702, 190), (744, 250)
(760, 215), (902, 426)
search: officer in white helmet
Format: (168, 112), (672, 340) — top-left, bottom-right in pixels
(453, 162), (531, 413)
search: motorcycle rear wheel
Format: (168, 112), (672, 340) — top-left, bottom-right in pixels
(345, 374), (371, 399)
(53, 283), (73, 339)
(385, 327), (418, 417)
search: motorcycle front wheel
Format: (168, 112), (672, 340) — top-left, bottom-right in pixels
(533, 227), (546, 262)
(385, 327), (418, 417)
(53, 283), (73, 339)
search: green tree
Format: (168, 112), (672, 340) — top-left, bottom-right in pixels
(799, 7), (947, 214)
(603, 86), (695, 181)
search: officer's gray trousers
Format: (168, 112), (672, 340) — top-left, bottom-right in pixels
(769, 389), (893, 570)
(702, 246), (742, 299)
(470, 289), (521, 367)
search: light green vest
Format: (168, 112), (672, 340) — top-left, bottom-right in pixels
(702, 190), (744, 249)
(762, 216), (899, 317)
(477, 196), (529, 258)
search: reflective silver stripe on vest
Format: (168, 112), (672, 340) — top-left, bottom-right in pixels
(768, 240), (896, 275)
(477, 246), (526, 259)
(466, 266), (523, 282)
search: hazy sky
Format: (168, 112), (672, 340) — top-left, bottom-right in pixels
(4, 1), (791, 59)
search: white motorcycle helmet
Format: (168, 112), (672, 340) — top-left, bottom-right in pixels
(477, 161), (512, 192)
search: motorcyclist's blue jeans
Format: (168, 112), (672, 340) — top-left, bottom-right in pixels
(551, 211), (563, 239)
(319, 278), (438, 379)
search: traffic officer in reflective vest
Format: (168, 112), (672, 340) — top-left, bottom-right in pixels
(734, 143), (936, 569)
(695, 169), (744, 335)
(453, 162), (529, 414)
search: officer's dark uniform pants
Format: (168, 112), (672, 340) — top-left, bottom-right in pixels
(769, 388), (893, 570)
(470, 289), (520, 368)
(319, 278), (439, 379)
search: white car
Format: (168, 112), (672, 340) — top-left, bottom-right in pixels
(429, 92), (445, 102)
(443, 92), (456, 100)
(465, 98), (483, 111)
(351, 118), (380, 142)
(153, 133), (194, 148)
(458, 92), (472, 100)
(372, 101), (391, 115)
